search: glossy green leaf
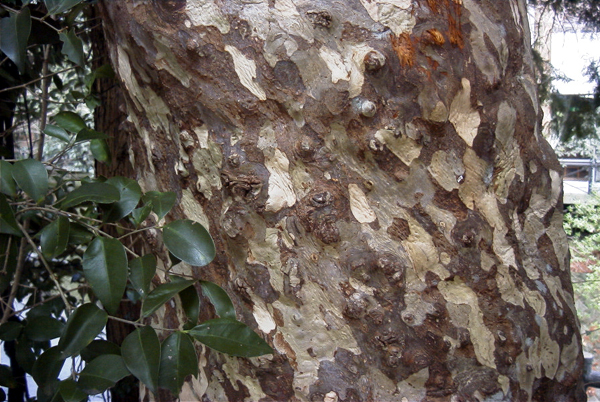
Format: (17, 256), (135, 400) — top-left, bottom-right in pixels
(129, 254), (156, 298)
(142, 191), (176, 221)
(16, 342), (35, 376)
(77, 354), (129, 395)
(0, 364), (16, 388)
(187, 318), (273, 358)
(0, 321), (22, 341)
(180, 285), (200, 330)
(102, 177), (141, 222)
(40, 216), (70, 259)
(90, 139), (111, 165)
(24, 316), (64, 342)
(0, 7), (31, 73)
(200, 281), (235, 320)
(158, 332), (198, 394)
(58, 379), (87, 402)
(0, 161), (17, 197)
(52, 111), (86, 133)
(75, 128), (108, 142)
(68, 222), (93, 245)
(85, 94), (101, 110)
(121, 326), (160, 394)
(45, 0), (84, 15)
(43, 124), (71, 142)
(57, 303), (108, 358)
(0, 194), (21, 237)
(130, 204), (152, 227)
(162, 219), (215, 267)
(59, 29), (84, 66)
(61, 182), (120, 209)
(32, 346), (65, 386)
(82, 238), (127, 315)
(141, 277), (195, 318)
(12, 159), (48, 203)
(86, 63), (115, 90)
(80, 340), (120, 362)
(169, 251), (181, 267)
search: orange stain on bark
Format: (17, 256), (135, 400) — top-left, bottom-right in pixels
(424, 0), (464, 49)
(391, 32), (416, 67)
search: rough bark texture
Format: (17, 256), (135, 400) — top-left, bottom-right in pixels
(99, 1), (585, 401)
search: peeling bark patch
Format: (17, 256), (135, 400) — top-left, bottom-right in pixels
(224, 45), (266, 100)
(185, 1), (229, 33)
(348, 184), (377, 223)
(449, 78), (481, 147)
(428, 150), (464, 192)
(359, 0), (416, 35)
(319, 45), (350, 84)
(265, 149), (296, 212)
(374, 129), (422, 166)
(438, 278), (496, 369)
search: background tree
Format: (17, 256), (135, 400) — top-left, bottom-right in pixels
(95, 0), (586, 401)
(529, 0), (600, 142)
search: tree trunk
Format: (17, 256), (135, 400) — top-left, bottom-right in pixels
(99, 1), (585, 400)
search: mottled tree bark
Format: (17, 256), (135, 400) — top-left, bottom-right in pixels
(99, 1), (585, 400)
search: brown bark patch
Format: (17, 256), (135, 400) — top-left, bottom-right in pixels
(433, 188), (469, 221)
(537, 233), (560, 272)
(388, 217), (411, 241)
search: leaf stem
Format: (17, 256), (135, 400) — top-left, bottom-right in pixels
(107, 315), (172, 332)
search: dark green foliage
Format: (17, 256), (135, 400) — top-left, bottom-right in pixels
(529, 0), (600, 31)
(551, 93), (600, 141)
(530, 0), (600, 141)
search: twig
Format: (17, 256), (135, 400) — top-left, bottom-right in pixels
(15, 205), (141, 258)
(0, 3), (61, 33)
(22, 90), (33, 159)
(16, 221), (74, 314)
(0, 66), (78, 94)
(0, 224), (30, 324)
(1, 235), (12, 274)
(11, 285), (88, 316)
(37, 45), (52, 161)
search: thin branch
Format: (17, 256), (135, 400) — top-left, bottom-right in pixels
(37, 45), (52, 161)
(0, 224), (29, 325)
(1, 235), (12, 274)
(15, 205), (141, 258)
(0, 66), (78, 94)
(16, 221), (74, 314)
(22, 90), (34, 158)
(0, 3), (61, 33)
(11, 285), (88, 316)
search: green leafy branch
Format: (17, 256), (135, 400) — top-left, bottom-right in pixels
(0, 157), (273, 398)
